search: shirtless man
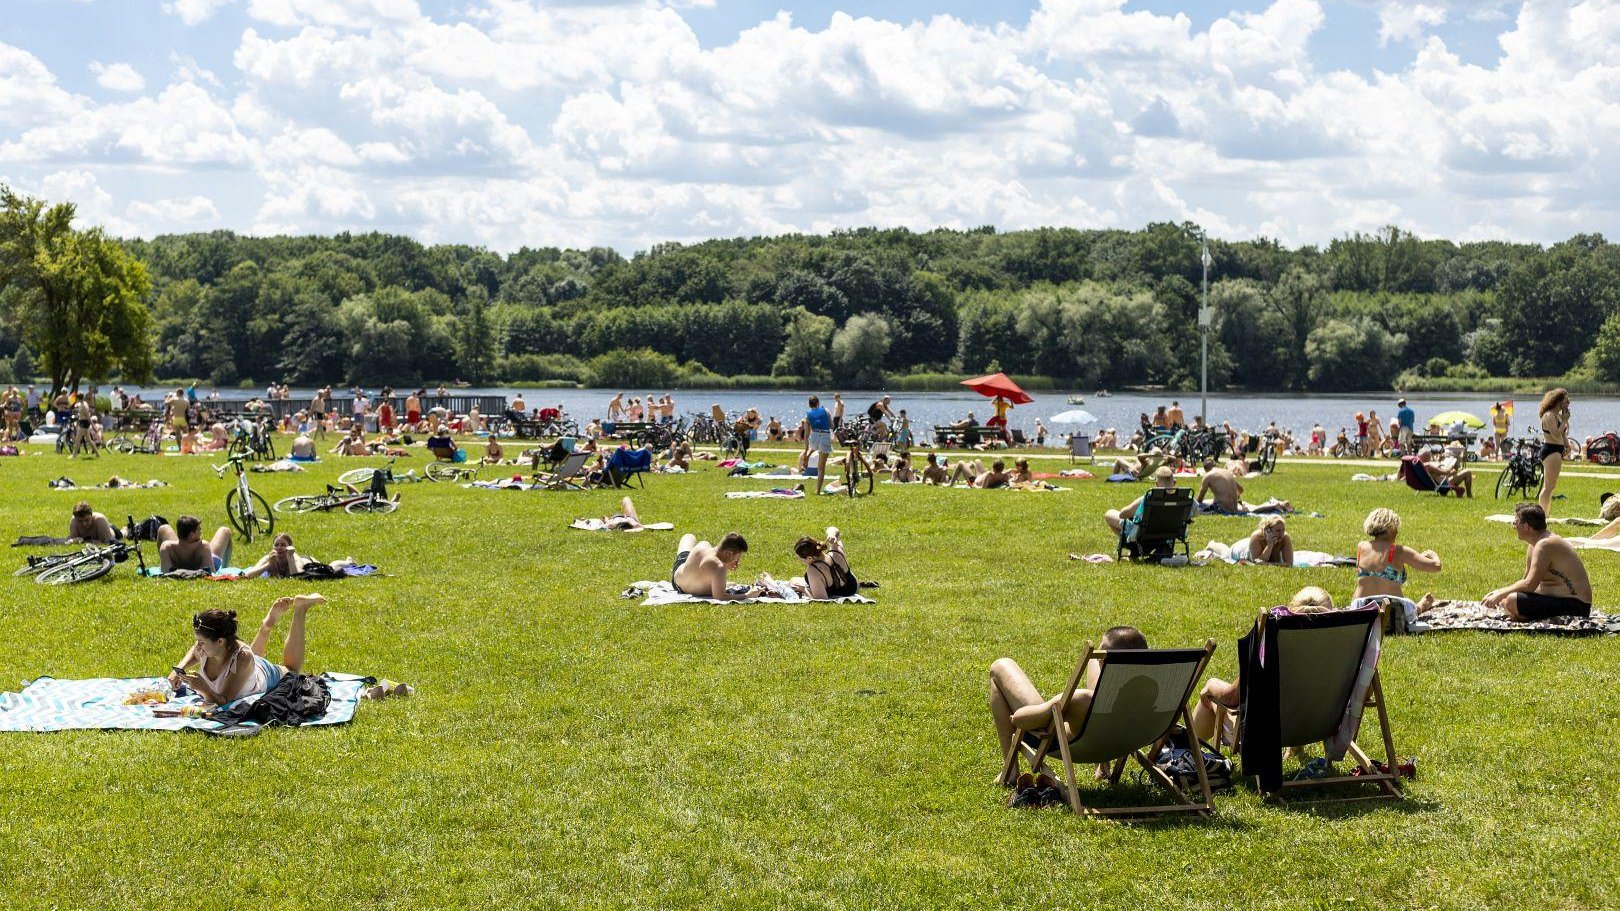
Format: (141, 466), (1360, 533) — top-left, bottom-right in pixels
(950, 458), (1011, 488)
(405, 391), (423, 429)
(158, 515), (234, 574)
(607, 393), (624, 422)
(671, 532), (756, 600)
(1484, 503), (1593, 621)
(1166, 400), (1185, 430)
(68, 501), (119, 543)
(1196, 463), (1245, 513)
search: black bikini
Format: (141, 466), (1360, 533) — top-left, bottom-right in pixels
(810, 552), (859, 598)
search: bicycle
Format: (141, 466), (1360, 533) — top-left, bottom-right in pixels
(274, 485), (400, 516)
(108, 419), (165, 455)
(1496, 435), (1544, 500)
(337, 458), (423, 487)
(55, 421), (99, 458)
(426, 461), (482, 482)
(226, 415), (277, 461)
(19, 517), (149, 584)
(213, 454), (274, 542)
(840, 439), (875, 498)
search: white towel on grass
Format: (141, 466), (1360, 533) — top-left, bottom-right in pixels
(724, 489), (805, 499)
(630, 580), (872, 606)
(569, 519), (675, 532)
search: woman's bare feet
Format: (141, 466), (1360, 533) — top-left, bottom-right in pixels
(291, 593), (326, 612)
(1415, 592), (1437, 615)
(268, 596), (294, 619)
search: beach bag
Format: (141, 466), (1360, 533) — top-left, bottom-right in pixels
(293, 561), (342, 580)
(205, 672), (331, 738)
(131, 515), (169, 542)
(1153, 739), (1234, 791)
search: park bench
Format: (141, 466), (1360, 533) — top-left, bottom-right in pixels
(932, 425), (1007, 448)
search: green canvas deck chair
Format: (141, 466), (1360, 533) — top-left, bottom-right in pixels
(1001, 639), (1218, 818)
(1117, 487), (1195, 560)
(1215, 605), (1402, 802)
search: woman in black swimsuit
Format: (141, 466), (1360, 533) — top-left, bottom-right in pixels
(795, 527), (859, 599)
(1537, 387), (1570, 514)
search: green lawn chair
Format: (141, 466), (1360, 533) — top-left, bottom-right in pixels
(1216, 606), (1402, 801)
(1001, 640), (1218, 818)
(1117, 486), (1196, 561)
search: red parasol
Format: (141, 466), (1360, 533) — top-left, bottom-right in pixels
(959, 372), (1033, 405)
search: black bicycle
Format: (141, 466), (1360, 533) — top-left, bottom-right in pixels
(17, 518), (148, 584)
(1496, 435), (1544, 500)
(226, 415), (276, 461)
(841, 439), (875, 498)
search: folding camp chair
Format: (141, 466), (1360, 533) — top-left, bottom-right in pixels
(536, 451), (592, 491)
(1117, 487), (1195, 561)
(1069, 434), (1094, 464)
(1398, 455), (1456, 497)
(1214, 606), (1402, 802)
(1002, 640), (1218, 818)
(606, 447), (652, 488)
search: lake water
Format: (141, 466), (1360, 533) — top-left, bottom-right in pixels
(106, 385), (1617, 441)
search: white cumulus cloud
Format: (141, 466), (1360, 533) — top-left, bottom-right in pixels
(89, 61), (145, 93)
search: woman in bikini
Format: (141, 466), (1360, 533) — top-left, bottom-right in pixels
(795, 527), (859, 599)
(168, 595), (324, 706)
(1351, 507), (1442, 616)
(1537, 388), (1571, 515)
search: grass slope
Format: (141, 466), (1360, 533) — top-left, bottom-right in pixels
(1, 446), (1618, 909)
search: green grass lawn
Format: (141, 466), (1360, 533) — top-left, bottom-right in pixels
(2, 444), (1619, 909)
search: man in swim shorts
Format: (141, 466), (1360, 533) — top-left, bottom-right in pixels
(671, 532), (755, 600)
(158, 515), (234, 574)
(1484, 502), (1593, 620)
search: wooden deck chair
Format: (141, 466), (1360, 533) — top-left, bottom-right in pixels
(1214, 606), (1402, 802)
(1117, 487), (1196, 561)
(1002, 640), (1218, 819)
(536, 451), (591, 491)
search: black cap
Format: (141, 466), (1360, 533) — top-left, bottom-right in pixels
(1602, 492), (1614, 506)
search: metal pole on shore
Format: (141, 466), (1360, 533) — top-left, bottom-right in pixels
(1199, 236), (1210, 426)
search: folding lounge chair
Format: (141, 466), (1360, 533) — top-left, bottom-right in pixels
(1398, 455), (1455, 497)
(536, 451), (591, 491)
(1117, 487), (1196, 561)
(1002, 640), (1218, 818)
(1215, 606), (1402, 802)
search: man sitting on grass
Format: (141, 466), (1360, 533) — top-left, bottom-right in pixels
(671, 532), (760, 600)
(1196, 460), (1291, 515)
(158, 515), (233, 574)
(1484, 503), (1593, 620)
(990, 625), (1150, 787)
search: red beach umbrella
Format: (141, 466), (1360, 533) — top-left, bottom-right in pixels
(959, 372), (1033, 405)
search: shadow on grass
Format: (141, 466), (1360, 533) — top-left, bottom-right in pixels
(1246, 785), (1442, 819)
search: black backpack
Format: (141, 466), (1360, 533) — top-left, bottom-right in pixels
(204, 672), (331, 738)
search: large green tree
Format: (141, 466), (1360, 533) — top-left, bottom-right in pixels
(0, 187), (152, 395)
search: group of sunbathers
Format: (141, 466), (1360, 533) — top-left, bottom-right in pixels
(67, 502), (350, 578)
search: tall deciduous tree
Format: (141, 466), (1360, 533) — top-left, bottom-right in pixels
(0, 187), (152, 396)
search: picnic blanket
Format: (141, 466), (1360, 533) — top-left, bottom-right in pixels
(569, 519), (675, 532)
(1418, 600), (1620, 636)
(724, 488), (805, 499)
(1196, 539), (1353, 568)
(13, 535), (71, 547)
(0, 672), (369, 732)
(627, 580), (873, 606)
(141, 564), (379, 580)
(1486, 514), (1605, 527)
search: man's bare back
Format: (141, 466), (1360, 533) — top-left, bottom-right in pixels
(1528, 534), (1592, 602)
(1197, 468), (1243, 512)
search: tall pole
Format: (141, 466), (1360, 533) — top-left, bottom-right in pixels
(1199, 236), (1210, 427)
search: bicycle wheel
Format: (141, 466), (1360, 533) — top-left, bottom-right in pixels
(337, 468), (376, 486)
(14, 557), (64, 577)
(345, 497), (397, 515)
(227, 436), (248, 459)
(1259, 444), (1277, 475)
(108, 437), (135, 454)
(37, 556), (115, 584)
(426, 462), (458, 482)
(227, 488), (275, 541)
(1495, 466), (1515, 499)
(274, 495), (327, 514)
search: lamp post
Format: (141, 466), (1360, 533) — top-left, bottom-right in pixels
(1199, 236), (1211, 427)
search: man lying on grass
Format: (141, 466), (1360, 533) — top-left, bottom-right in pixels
(672, 532), (759, 600)
(1196, 461), (1292, 515)
(168, 594), (324, 707)
(1484, 503), (1593, 621)
(68, 500), (119, 544)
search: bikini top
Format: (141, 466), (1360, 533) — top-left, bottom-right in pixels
(1357, 544), (1406, 583)
(810, 552), (858, 598)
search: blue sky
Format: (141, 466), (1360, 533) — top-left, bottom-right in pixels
(0, 0), (1611, 251)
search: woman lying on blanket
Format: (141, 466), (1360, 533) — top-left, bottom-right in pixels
(1351, 508), (1441, 615)
(591, 497), (651, 531)
(949, 458), (1010, 488)
(240, 533), (356, 579)
(1245, 515), (1294, 566)
(794, 526), (859, 598)
(168, 595), (324, 706)
(1190, 587), (1335, 743)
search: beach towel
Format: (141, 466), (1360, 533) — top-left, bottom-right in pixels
(1352, 473), (1399, 482)
(1486, 514), (1605, 527)
(1196, 539), (1353, 568)
(1107, 473), (1139, 483)
(739, 471), (816, 481)
(724, 489), (805, 500)
(250, 460), (307, 473)
(627, 580), (873, 606)
(48, 479), (168, 491)
(13, 535), (71, 547)
(1417, 600), (1619, 636)
(465, 480), (536, 491)
(569, 519), (675, 532)
(0, 672), (370, 732)
(1057, 469), (1095, 479)
(1196, 499), (1313, 517)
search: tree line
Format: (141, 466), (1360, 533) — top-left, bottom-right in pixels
(3, 183), (1620, 395)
